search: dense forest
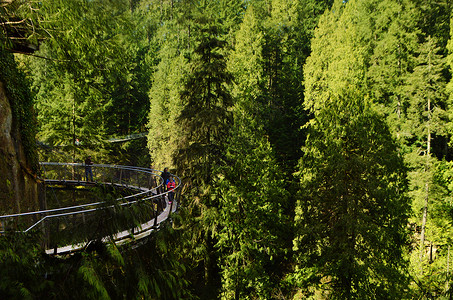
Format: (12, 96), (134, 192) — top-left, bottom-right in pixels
(2, 0), (453, 298)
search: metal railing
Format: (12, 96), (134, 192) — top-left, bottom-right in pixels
(0, 162), (182, 254)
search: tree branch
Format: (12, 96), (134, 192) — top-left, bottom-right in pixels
(0, 19), (27, 26)
(6, 48), (72, 62)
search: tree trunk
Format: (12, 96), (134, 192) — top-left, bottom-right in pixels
(419, 86), (432, 274)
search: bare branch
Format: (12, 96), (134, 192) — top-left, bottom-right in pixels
(6, 48), (72, 62)
(0, 0), (14, 8)
(0, 19), (27, 26)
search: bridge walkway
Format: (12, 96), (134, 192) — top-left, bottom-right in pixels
(0, 162), (182, 256)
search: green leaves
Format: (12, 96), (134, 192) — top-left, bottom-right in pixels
(296, 1), (411, 297)
(175, 21), (233, 187)
(296, 101), (410, 298)
(27, 0), (154, 161)
(216, 111), (289, 298)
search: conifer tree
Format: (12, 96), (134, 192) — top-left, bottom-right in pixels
(216, 111), (288, 299)
(366, 0), (419, 140)
(264, 0), (333, 171)
(294, 1), (410, 297)
(147, 45), (189, 170)
(227, 5), (266, 120)
(404, 35), (448, 275)
(145, 0), (197, 169)
(294, 97), (410, 299)
(173, 18), (233, 296)
(175, 21), (233, 188)
(29, 0), (153, 161)
(215, 5), (291, 298)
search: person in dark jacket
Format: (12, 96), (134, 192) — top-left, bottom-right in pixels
(162, 167), (170, 190)
(84, 156), (93, 181)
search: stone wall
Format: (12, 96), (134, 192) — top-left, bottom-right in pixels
(0, 80), (39, 215)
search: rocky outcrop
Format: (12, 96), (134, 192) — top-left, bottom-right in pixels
(0, 79), (39, 216)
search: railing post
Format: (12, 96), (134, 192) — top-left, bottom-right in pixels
(53, 218), (59, 255)
(153, 199), (158, 227)
(148, 174), (152, 190)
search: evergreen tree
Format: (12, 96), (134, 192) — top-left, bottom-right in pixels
(147, 44), (189, 170)
(145, 0), (196, 170)
(431, 160), (453, 295)
(0, 233), (50, 299)
(261, 0), (332, 172)
(415, 0), (452, 50)
(215, 5), (291, 298)
(294, 97), (410, 299)
(173, 18), (234, 296)
(404, 35), (448, 277)
(28, 0), (153, 161)
(294, 1), (410, 297)
(366, 0), (419, 141)
(227, 5), (266, 123)
(175, 21), (233, 187)
(216, 112), (288, 299)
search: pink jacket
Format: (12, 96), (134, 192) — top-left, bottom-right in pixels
(167, 180), (176, 191)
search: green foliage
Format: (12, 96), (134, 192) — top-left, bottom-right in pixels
(0, 233), (50, 299)
(219, 8), (299, 296)
(5, 0), (453, 298)
(216, 110), (290, 299)
(171, 14), (235, 297)
(26, 0), (154, 162)
(415, 0), (452, 50)
(0, 0), (48, 52)
(366, 0), (420, 140)
(259, 0), (332, 172)
(295, 97), (410, 299)
(175, 21), (233, 187)
(147, 45), (189, 170)
(404, 36), (448, 282)
(297, 1), (411, 297)
(408, 160), (453, 297)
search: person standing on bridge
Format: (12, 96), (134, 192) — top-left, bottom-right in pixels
(162, 167), (171, 190)
(84, 156), (93, 181)
(166, 176), (176, 203)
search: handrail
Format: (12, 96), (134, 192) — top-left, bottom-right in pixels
(0, 162), (182, 254)
(0, 163), (164, 219)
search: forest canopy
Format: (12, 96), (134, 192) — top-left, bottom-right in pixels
(1, 0), (453, 298)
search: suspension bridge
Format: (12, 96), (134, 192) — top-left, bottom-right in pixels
(0, 162), (181, 256)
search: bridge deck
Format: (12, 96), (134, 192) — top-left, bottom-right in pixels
(45, 197), (177, 255)
(0, 162), (182, 256)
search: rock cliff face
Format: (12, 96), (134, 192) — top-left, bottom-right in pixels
(0, 79), (39, 215)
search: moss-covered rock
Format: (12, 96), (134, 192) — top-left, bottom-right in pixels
(0, 48), (39, 215)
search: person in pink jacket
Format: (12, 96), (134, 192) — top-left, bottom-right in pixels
(166, 176), (176, 203)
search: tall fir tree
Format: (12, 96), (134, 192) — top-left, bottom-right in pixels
(404, 35), (448, 277)
(216, 112), (288, 299)
(294, 1), (410, 297)
(215, 5), (291, 298)
(173, 18), (234, 296)
(147, 43), (189, 170)
(366, 0), (419, 141)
